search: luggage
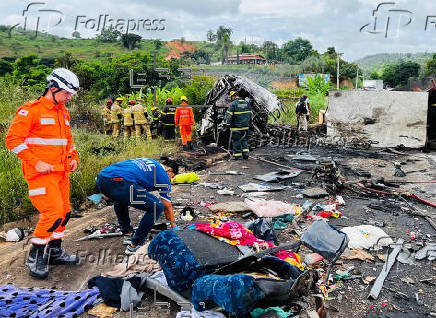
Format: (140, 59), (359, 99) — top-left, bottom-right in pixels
(148, 230), (243, 292)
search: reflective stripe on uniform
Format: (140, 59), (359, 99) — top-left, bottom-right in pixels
(31, 237), (49, 245)
(29, 188), (46, 196)
(51, 231), (64, 239)
(11, 143), (28, 154)
(25, 138), (68, 145)
(40, 118), (55, 125)
(230, 127), (249, 131)
(233, 111), (252, 114)
(233, 153), (242, 157)
(243, 148), (249, 152)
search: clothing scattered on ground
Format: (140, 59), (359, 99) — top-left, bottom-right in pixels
(187, 221), (274, 248)
(0, 283), (100, 318)
(176, 308), (227, 318)
(103, 242), (161, 278)
(88, 273), (148, 311)
(341, 225), (393, 249)
(245, 200), (295, 217)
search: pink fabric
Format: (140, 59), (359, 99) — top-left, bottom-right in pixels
(190, 221), (274, 248)
(245, 200), (293, 217)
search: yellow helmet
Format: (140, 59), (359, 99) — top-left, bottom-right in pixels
(229, 91), (238, 97)
(116, 97), (124, 101)
(151, 106), (158, 111)
(180, 96), (188, 101)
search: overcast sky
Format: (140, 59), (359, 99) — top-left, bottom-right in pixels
(1, 0), (435, 61)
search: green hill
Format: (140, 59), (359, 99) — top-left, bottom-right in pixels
(354, 52), (433, 72)
(0, 27), (171, 61)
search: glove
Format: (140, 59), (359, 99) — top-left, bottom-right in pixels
(172, 226), (180, 230)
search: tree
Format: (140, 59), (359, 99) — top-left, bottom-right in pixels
(369, 70), (381, 80)
(424, 53), (436, 76)
(262, 41), (278, 60)
(0, 59), (13, 76)
(191, 50), (211, 65)
(302, 74), (331, 96)
(54, 52), (78, 69)
(12, 54), (51, 89)
(153, 39), (163, 51)
(283, 37), (313, 63)
(121, 34), (142, 50)
(206, 30), (216, 42)
(216, 26), (232, 63)
(325, 47), (336, 56)
(71, 31), (81, 39)
(239, 41), (251, 54)
(97, 27), (121, 43)
(301, 56), (327, 73)
(382, 60), (420, 87)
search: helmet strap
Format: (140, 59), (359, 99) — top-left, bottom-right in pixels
(51, 88), (63, 105)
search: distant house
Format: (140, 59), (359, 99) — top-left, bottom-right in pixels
(226, 53), (266, 65)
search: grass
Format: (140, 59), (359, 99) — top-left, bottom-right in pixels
(0, 77), (179, 225)
(0, 29), (168, 61)
(271, 93), (328, 126)
(0, 129), (178, 225)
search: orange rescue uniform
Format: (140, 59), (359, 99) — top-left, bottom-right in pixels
(6, 96), (79, 245)
(175, 101), (195, 145)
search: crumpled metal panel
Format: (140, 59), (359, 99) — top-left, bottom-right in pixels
(199, 75), (283, 145)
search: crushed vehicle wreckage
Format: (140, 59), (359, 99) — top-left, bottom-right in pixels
(198, 75), (375, 150)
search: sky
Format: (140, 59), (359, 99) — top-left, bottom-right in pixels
(1, 0), (435, 61)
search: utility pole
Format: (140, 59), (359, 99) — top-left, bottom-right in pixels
(336, 52), (343, 90)
(356, 68), (359, 89)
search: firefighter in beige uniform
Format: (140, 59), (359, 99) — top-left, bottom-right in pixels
(102, 100), (112, 135)
(123, 100), (135, 139)
(132, 98), (152, 139)
(110, 97), (123, 137)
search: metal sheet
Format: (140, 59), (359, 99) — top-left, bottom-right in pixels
(326, 90), (428, 148)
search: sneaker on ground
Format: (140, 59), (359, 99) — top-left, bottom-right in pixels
(125, 244), (143, 255)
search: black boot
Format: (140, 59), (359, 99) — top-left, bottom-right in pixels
(46, 239), (80, 265)
(27, 244), (49, 279)
(187, 141), (193, 150)
(182, 144), (188, 151)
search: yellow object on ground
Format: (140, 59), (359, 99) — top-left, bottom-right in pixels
(171, 172), (200, 184)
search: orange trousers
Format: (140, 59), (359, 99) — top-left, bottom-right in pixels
(27, 172), (71, 245)
(179, 125), (192, 145)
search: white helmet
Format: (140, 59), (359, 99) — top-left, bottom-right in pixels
(46, 68), (80, 94)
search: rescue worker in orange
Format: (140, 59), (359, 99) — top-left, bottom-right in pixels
(6, 68), (81, 279)
(175, 96), (195, 150)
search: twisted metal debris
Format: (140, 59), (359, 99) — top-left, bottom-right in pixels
(198, 75), (376, 149)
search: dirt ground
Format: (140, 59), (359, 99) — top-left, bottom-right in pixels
(0, 145), (435, 318)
